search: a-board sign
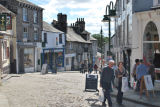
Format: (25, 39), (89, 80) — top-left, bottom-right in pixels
(85, 74), (98, 91)
(41, 64), (48, 75)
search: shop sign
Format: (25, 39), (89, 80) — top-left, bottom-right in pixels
(54, 49), (63, 52)
(0, 14), (6, 31)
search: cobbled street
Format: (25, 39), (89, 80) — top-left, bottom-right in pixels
(0, 72), (147, 107)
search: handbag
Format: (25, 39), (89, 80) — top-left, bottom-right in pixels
(99, 88), (104, 102)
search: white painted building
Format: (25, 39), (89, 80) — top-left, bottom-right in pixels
(40, 21), (65, 72)
(113, 0), (160, 85)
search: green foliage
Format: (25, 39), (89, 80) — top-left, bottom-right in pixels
(92, 34), (108, 50)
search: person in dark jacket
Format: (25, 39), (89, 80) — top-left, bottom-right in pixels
(115, 62), (128, 105)
(148, 62), (155, 86)
(100, 60), (115, 107)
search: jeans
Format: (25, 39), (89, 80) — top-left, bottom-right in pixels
(116, 82), (123, 104)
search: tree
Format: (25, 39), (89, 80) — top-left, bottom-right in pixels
(92, 34), (108, 53)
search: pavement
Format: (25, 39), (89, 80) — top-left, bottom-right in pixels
(110, 88), (160, 107)
(0, 72), (160, 107)
(0, 89), (9, 107)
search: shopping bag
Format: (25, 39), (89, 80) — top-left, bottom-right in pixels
(114, 77), (119, 88)
(144, 75), (153, 90)
(121, 77), (129, 92)
(99, 88), (104, 102)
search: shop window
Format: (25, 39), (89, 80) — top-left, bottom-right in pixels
(66, 58), (69, 65)
(23, 8), (28, 22)
(59, 34), (62, 44)
(44, 33), (47, 43)
(24, 48), (34, 68)
(2, 41), (7, 60)
(33, 10), (38, 23)
(23, 27), (28, 39)
(34, 27), (38, 41)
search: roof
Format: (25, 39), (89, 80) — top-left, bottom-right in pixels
(90, 36), (97, 41)
(0, 4), (15, 16)
(67, 27), (91, 43)
(16, 0), (43, 9)
(82, 30), (90, 34)
(43, 21), (63, 33)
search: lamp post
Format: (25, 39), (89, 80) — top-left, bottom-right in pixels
(100, 26), (103, 71)
(102, 1), (116, 56)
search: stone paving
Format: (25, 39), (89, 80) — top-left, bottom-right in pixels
(0, 71), (157, 107)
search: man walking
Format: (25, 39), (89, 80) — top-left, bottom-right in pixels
(136, 59), (148, 98)
(100, 60), (115, 107)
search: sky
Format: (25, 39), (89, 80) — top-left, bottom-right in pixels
(28, 0), (116, 36)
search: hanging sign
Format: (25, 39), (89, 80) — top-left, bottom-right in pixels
(0, 14), (6, 31)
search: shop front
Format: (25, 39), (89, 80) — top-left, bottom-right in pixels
(143, 21), (160, 80)
(17, 42), (36, 73)
(42, 48), (65, 72)
(24, 48), (35, 72)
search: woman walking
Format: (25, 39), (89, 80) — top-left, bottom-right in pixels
(115, 62), (128, 105)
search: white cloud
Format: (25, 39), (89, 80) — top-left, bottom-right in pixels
(37, 0), (116, 36)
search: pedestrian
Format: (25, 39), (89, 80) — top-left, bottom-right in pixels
(94, 64), (98, 74)
(148, 62), (155, 86)
(88, 63), (92, 74)
(132, 59), (140, 82)
(111, 62), (118, 92)
(136, 59), (148, 98)
(100, 60), (115, 107)
(81, 63), (85, 74)
(132, 59), (140, 91)
(115, 62), (128, 105)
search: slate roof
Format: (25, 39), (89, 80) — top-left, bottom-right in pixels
(90, 36), (97, 41)
(16, 0), (43, 9)
(67, 27), (91, 43)
(0, 4), (15, 15)
(43, 21), (63, 33)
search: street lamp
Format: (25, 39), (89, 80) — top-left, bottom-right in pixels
(102, 1), (116, 56)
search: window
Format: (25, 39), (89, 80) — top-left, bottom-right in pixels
(127, 15), (129, 45)
(44, 33), (47, 43)
(66, 58), (69, 65)
(23, 27), (28, 39)
(123, 0), (126, 10)
(34, 27), (38, 41)
(123, 21), (125, 45)
(159, 0), (160, 4)
(59, 34), (62, 44)
(69, 42), (72, 49)
(23, 8), (28, 21)
(2, 41), (8, 60)
(33, 10), (38, 23)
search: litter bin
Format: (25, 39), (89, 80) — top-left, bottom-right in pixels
(85, 74), (98, 92)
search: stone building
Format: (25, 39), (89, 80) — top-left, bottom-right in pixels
(0, 0), (43, 73)
(52, 13), (96, 71)
(112, 0), (160, 85)
(0, 4), (15, 75)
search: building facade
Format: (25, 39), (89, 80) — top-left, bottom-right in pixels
(0, 0), (43, 73)
(41, 21), (65, 72)
(52, 13), (94, 71)
(113, 0), (160, 85)
(0, 4), (15, 75)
